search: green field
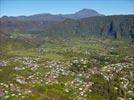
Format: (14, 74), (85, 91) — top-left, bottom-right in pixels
(0, 37), (134, 100)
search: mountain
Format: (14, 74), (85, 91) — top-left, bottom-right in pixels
(63, 9), (101, 19)
(44, 15), (134, 41)
(27, 13), (66, 21)
(0, 9), (134, 42)
(0, 9), (100, 21)
(0, 9), (101, 33)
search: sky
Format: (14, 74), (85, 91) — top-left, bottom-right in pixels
(0, 0), (134, 17)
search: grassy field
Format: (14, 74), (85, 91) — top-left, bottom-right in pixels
(0, 37), (134, 100)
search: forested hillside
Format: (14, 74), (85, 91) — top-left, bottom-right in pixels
(45, 15), (134, 41)
(1, 15), (134, 42)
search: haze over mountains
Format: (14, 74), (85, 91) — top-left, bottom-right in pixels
(0, 9), (134, 42)
(0, 9), (101, 33)
(1, 9), (101, 21)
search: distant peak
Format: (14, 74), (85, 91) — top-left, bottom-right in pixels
(80, 8), (94, 11)
(76, 8), (99, 14)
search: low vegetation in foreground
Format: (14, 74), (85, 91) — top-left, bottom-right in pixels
(0, 37), (134, 100)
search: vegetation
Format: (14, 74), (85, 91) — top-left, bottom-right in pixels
(0, 36), (134, 100)
(1, 15), (134, 41)
(0, 10), (134, 100)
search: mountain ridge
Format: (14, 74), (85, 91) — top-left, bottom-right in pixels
(0, 9), (101, 20)
(0, 9), (134, 42)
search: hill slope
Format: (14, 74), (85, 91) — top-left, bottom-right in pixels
(0, 9), (101, 33)
(0, 11), (134, 41)
(44, 15), (134, 41)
